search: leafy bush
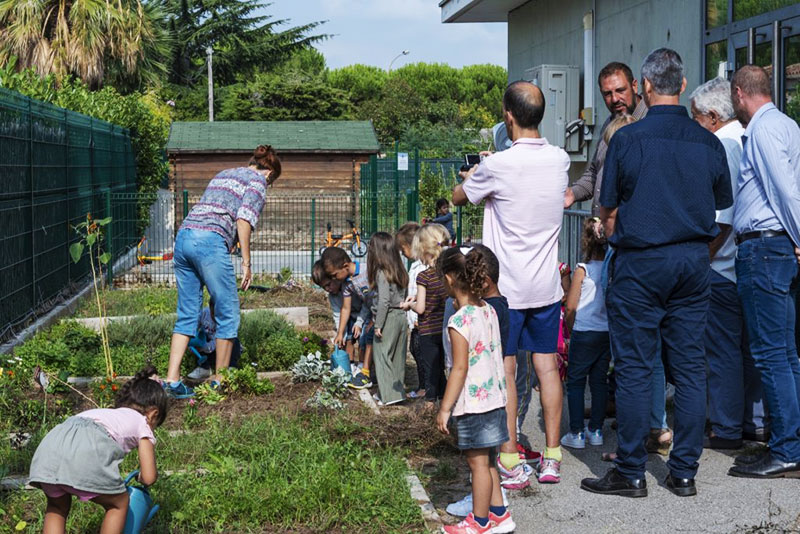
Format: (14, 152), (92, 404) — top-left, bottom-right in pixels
(306, 368), (351, 410)
(297, 330), (329, 358)
(256, 333), (304, 372)
(238, 310), (296, 367)
(14, 321), (101, 376)
(0, 63), (170, 195)
(219, 367), (275, 396)
(291, 352), (328, 383)
(106, 315), (176, 351)
(195, 383), (225, 405)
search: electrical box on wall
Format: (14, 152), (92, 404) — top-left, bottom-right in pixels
(524, 65), (582, 155)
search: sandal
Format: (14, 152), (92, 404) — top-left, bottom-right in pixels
(645, 428), (673, 456)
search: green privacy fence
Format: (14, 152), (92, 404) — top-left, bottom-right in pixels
(0, 88), (137, 341)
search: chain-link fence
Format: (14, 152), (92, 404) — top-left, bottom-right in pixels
(0, 88), (137, 341)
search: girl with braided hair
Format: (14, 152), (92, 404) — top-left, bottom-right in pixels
(29, 366), (168, 534)
(436, 246), (515, 534)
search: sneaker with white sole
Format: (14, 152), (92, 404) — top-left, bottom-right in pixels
(536, 457), (561, 484)
(585, 427), (604, 446)
(497, 457), (530, 490)
(445, 488), (509, 517)
(187, 366), (212, 380)
(560, 431), (586, 449)
(441, 513), (492, 534)
(488, 510), (516, 534)
(348, 371), (372, 389)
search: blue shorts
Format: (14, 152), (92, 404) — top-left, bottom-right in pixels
(359, 323), (374, 349)
(507, 301), (561, 355)
(173, 229), (240, 339)
(454, 408), (509, 450)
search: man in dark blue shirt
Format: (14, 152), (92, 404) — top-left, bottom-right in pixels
(580, 48), (733, 499)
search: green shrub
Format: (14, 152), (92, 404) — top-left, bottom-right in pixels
(106, 315), (176, 351)
(238, 310), (295, 366)
(14, 321), (102, 375)
(257, 333), (304, 371)
(220, 367), (274, 396)
(297, 330), (329, 358)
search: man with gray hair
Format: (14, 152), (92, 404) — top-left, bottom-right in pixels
(689, 77), (767, 451)
(581, 48), (732, 498)
(726, 65), (800, 479)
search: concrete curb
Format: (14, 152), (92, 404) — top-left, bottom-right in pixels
(73, 306), (310, 330)
(406, 460), (443, 529)
(357, 388), (381, 415)
(67, 370), (290, 385)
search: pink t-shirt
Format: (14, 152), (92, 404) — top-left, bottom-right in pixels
(78, 407), (155, 453)
(462, 137), (569, 309)
(448, 303), (507, 417)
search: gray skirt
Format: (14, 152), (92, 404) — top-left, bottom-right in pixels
(29, 416), (126, 495)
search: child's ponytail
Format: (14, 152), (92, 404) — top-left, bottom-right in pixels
(115, 365), (168, 427)
(582, 216), (607, 262)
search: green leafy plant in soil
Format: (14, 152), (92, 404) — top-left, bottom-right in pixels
(0, 415), (424, 534)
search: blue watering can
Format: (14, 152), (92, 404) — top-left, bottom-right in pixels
(123, 470), (159, 534)
(330, 347), (351, 373)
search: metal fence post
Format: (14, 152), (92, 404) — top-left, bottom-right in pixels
(370, 155), (378, 237)
(406, 189), (415, 222)
(414, 147), (420, 221)
(456, 206), (463, 246)
(310, 198), (316, 272)
(182, 189), (189, 223)
(105, 189), (113, 284)
(394, 141), (400, 230)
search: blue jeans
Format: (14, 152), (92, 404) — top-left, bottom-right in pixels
(736, 235), (800, 462)
(705, 270), (766, 439)
(567, 330), (611, 433)
(173, 229), (240, 339)
(608, 242), (710, 480)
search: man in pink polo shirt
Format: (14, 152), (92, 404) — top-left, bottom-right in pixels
(453, 81), (570, 485)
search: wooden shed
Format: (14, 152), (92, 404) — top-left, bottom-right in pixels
(166, 121), (380, 196)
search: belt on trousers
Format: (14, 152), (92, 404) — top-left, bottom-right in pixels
(735, 229), (788, 246)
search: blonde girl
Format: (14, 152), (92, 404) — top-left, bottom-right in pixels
(403, 223), (451, 401)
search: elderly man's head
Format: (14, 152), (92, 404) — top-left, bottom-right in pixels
(640, 48), (686, 106)
(502, 81), (545, 141)
(689, 77), (735, 133)
(730, 65), (772, 125)
(598, 62), (638, 117)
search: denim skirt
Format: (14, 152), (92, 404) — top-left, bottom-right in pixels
(454, 407), (509, 450)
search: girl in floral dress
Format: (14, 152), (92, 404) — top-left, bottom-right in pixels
(436, 247), (515, 534)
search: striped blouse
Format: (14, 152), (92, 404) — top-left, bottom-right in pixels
(181, 167), (267, 249)
(416, 267), (447, 336)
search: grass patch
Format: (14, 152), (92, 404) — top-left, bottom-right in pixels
(0, 413), (424, 534)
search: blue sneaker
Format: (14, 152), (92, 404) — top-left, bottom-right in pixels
(165, 380), (194, 399)
(560, 430), (585, 449)
(210, 380), (221, 390)
(585, 426), (604, 446)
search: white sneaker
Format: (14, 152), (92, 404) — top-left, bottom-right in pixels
(445, 488), (509, 517)
(497, 457), (530, 490)
(187, 366), (212, 380)
(560, 431), (586, 449)
(585, 426), (604, 446)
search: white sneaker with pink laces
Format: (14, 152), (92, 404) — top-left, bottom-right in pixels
(537, 457), (561, 484)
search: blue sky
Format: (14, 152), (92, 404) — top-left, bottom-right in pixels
(264, 0), (507, 70)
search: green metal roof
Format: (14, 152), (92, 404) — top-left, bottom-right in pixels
(166, 120), (379, 154)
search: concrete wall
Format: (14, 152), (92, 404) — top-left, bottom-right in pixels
(507, 0), (703, 182)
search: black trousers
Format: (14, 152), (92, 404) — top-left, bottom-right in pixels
(418, 333), (447, 400)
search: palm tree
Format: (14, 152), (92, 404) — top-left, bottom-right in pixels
(0, 0), (170, 90)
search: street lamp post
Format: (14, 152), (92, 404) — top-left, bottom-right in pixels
(207, 46), (214, 122)
(388, 50), (410, 73)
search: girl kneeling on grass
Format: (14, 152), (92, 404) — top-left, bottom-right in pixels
(29, 366), (167, 534)
(367, 232), (409, 406)
(436, 247), (515, 534)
